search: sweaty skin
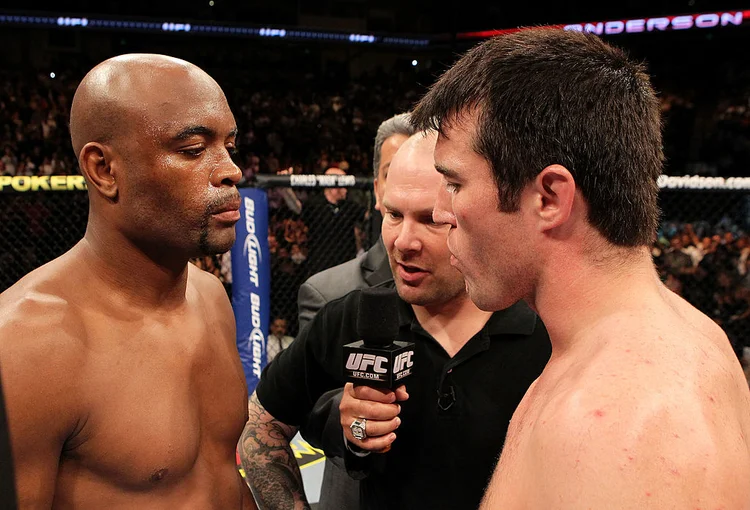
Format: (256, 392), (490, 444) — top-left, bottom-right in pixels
(0, 54), (256, 509)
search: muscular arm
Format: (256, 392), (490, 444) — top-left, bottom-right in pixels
(239, 392), (310, 510)
(0, 295), (82, 509)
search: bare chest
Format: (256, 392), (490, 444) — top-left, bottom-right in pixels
(61, 311), (248, 490)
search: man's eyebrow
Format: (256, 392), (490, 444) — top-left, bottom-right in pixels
(171, 126), (238, 141)
(435, 163), (460, 180)
(172, 125), (216, 141)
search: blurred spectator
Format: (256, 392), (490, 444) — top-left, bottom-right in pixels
(266, 317), (295, 363)
(656, 220), (749, 357)
(662, 235), (694, 275)
(0, 71), (78, 178)
(300, 168), (365, 276)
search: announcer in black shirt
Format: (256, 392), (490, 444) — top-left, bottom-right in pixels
(239, 130), (551, 510)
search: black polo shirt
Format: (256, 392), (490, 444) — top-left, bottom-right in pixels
(257, 285), (551, 510)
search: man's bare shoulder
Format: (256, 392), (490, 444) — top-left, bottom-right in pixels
(188, 262), (230, 304)
(663, 287), (728, 342)
(576, 302), (750, 433)
(0, 263), (88, 359)
(0, 262), (89, 426)
(527, 322), (750, 507)
(186, 262), (235, 343)
(528, 390), (750, 507)
(589, 293), (742, 394)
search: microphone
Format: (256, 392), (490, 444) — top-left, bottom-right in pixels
(343, 287), (415, 388)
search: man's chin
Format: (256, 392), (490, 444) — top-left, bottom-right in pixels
(199, 240), (236, 257)
(201, 228), (238, 254)
(469, 287), (514, 312)
(394, 281), (425, 305)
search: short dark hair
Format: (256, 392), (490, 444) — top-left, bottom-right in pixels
(411, 28), (663, 247)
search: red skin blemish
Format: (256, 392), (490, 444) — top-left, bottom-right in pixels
(645, 492), (652, 497)
(594, 409), (605, 418)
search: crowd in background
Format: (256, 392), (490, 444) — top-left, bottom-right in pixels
(4, 46), (749, 182)
(1, 34), (750, 358)
(0, 71), (78, 178)
(655, 223), (750, 357)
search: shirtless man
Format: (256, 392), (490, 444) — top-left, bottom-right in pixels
(411, 29), (750, 508)
(0, 54), (256, 509)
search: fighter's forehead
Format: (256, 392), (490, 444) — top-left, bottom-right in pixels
(87, 54), (231, 132)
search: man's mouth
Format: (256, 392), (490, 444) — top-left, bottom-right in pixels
(396, 262), (429, 284)
(399, 263), (425, 273)
(211, 196), (241, 223)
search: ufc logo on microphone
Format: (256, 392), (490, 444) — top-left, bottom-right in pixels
(346, 353), (388, 374)
(393, 350), (414, 373)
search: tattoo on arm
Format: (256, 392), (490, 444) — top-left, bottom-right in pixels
(240, 393), (310, 510)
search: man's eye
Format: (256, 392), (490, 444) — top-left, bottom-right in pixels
(180, 147), (205, 157)
(445, 182), (459, 194)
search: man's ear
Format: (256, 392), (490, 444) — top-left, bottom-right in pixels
(530, 164), (576, 233)
(78, 142), (118, 201)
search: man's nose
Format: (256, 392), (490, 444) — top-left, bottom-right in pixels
(393, 220), (423, 254)
(433, 184), (456, 227)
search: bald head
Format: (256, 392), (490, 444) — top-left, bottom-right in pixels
(386, 130), (439, 190)
(70, 54), (224, 159)
(325, 167), (346, 177)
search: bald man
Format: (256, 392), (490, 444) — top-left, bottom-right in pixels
(0, 54), (256, 509)
(300, 167), (366, 276)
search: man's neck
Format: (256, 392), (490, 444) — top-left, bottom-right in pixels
(412, 294), (493, 358)
(79, 223), (191, 311)
(531, 246), (664, 356)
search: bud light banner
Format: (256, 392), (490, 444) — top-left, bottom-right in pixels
(232, 187), (271, 393)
